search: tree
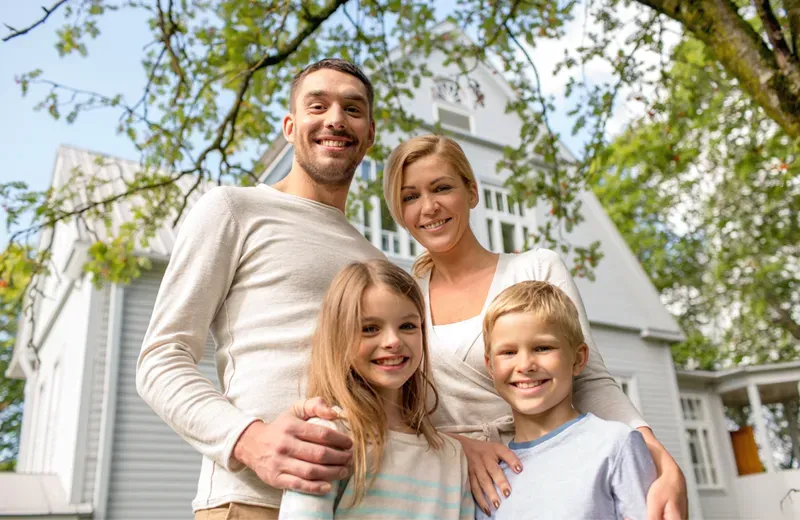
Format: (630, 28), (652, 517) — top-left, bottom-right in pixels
(0, 245), (34, 471)
(593, 35), (799, 369)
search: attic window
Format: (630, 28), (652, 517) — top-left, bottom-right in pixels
(436, 106), (472, 133)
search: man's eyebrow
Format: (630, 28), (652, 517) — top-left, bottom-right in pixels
(343, 92), (368, 104)
(302, 90), (367, 104)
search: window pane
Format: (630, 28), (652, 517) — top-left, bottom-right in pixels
(484, 189), (493, 209)
(506, 194), (515, 215)
(701, 429), (717, 485)
(495, 192), (504, 212)
(380, 199), (397, 231)
(437, 107), (471, 132)
(522, 226), (530, 250)
(501, 222), (515, 253)
(486, 219), (495, 251)
(361, 160), (371, 181)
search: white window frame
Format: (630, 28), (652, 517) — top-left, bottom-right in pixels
(432, 102), (474, 135)
(679, 392), (724, 490)
(482, 184), (531, 254)
(350, 159), (421, 260)
(614, 375), (642, 414)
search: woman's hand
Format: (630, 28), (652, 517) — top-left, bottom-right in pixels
(637, 427), (688, 520)
(447, 433), (522, 516)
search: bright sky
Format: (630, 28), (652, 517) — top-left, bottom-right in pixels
(0, 2), (664, 247)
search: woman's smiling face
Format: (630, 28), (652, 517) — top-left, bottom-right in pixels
(399, 154), (477, 255)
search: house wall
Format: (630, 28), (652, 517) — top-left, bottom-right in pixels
(677, 380), (747, 519)
(102, 264), (217, 519)
(592, 327), (703, 518)
(15, 272), (94, 503)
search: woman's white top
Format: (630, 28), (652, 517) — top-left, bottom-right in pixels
(419, 249), (646, 444)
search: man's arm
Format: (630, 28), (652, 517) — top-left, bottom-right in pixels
(136, 187), (257, 471)
(136, 188), (353, 492)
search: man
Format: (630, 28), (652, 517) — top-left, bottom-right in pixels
(137, 59), (385, 519)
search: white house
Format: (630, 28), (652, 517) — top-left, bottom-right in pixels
(677, 362), (800, 520)
(3, 34), (783, 519)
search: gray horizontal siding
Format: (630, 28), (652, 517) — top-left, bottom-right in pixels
(106, 266), (217, 520)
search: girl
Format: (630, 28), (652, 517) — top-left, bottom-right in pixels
(382, 134), (688, 518)
(279, 259), (473, 519)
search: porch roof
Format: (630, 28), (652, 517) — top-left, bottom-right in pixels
(0, 473), (92, 516)
(677, 361), (800, 406)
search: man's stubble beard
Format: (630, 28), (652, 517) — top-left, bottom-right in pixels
(295, 141), (364, 189)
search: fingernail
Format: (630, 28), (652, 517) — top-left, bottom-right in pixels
(320, 483), (331, 493)
(493, 500), (500, 509)
(503, 489), (510, 497)
(484, 508), (491, 515)
(514, 464), (522, 473)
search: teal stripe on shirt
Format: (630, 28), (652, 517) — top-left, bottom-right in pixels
(338, 488), (461, 509)
(295, 506), (459, 519)
(364, 472), (462, 493)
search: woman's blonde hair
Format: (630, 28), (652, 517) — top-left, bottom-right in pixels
(383, 135), (478, 277)
(306, 259), (442, 506)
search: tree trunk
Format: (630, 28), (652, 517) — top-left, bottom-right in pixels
(637, 0), (800, 139)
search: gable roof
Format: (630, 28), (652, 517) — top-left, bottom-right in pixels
(52, 144), (217, 259)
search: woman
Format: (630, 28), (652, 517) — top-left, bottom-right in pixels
(383, 134), (688, 519)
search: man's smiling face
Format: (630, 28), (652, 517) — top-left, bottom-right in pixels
(284, 68), (375, 188)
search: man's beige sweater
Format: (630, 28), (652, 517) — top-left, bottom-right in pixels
(136, 184), (384, 511)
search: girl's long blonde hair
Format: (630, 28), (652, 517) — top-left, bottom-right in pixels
(383, 134), (478, 277)
(307, 259), (441, 506)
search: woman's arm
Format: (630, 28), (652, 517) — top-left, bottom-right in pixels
(638, 427), (689, 520)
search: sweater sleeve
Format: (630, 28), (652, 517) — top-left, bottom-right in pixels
(279, 418), (344, 519)
(531, 249), (647, 429)
(136, 187), (260, 472)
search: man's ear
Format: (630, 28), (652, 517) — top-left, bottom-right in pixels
(282, 113), (295, 144)
(572, 343), (589, 376)
(367, 118), (376, 148)
(484, 355), (494, 378)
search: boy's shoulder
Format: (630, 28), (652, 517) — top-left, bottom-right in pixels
(577, 413), (644, 458)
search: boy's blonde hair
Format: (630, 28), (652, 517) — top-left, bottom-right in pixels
(483, 281), (585, 356)
(307, 259), (441, 507)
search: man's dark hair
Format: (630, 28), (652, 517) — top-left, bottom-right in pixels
(289, 58), (374, 119)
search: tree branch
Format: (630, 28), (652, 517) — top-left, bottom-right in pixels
(755, 0), (798, 69)
(787, 0), (800, 55)
(774, 306), (800, 340)
(2, 0), (69, 42)
(249, 0), (348, 73)
(637, 0), (800, 138)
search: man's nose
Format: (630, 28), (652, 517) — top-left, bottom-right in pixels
(325, 104), (346, 129)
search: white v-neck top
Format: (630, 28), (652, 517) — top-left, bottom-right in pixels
(419, 249), (646, 443)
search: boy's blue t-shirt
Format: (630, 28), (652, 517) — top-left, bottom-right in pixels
(475, 413), (657, 520)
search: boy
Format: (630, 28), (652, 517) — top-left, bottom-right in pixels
(477, 281), (657, 520)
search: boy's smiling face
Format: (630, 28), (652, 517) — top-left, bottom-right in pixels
(485, 312), (588, 420)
